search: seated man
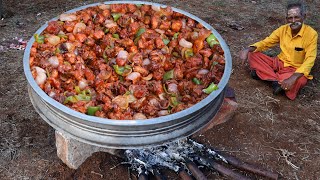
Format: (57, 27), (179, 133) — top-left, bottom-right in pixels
(239, 0), (318, 100)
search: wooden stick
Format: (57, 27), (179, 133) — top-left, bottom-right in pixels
(220, 153), (279, 180)
(153, 170), (167, 180)
(198, 156), (251, 180)
(188, 139), (278, 179)
(185, 160), (207, 180)
(178, 169), (193, 180)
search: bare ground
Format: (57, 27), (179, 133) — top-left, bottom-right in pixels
(0, 0), (319, 179)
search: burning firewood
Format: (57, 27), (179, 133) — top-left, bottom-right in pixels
(115, 138), (279, 180)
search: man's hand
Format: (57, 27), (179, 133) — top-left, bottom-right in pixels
(279, 73), (303, 90)
(239, 46), (256, 65)
(239, 49), (250, 65)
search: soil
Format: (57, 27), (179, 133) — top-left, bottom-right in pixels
(1, 0), (319, 179)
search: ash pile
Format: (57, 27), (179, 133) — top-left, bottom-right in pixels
(121, 139), (278, 180)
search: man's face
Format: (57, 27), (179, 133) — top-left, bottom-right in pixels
(286, 7), (304, 31)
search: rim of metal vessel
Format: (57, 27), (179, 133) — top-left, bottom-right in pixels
(23, 1), (232, 126)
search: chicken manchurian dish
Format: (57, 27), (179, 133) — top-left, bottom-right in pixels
(30, 3), (225, 120)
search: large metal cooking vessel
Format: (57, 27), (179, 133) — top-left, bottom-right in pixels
(23, 1), (232, 149)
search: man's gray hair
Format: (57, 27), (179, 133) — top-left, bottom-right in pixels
(286, 0), (306, 15)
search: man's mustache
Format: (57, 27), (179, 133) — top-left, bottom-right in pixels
(288, 22), (302, 27)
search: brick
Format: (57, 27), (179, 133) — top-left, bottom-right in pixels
(55, 131), (116, 169)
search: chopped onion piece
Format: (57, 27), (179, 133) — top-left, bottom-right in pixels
(48, 56), (59, 68)
(182, 18), (186, 29)
(191, 31), (199, 40)
(58, 30), (65, 35)
(47, 35), (60, 46)
(74, 48), (79, 56)
(158, 93), (166, 100)
(34, 66), (46, 74)
(158, 110), (169, 116)
(130, 96), (146, 109)
(73, 22), (87, 34)
(155, 29), (165, 34)
(59, 13), (77, 21)
(161, 46), (170, 54)
(142, 58), (151, 66)
(34, 66), (47, 85)
(142, 74), (153, 81)
(78, 79), (88, 90)
(112, 95), (128, 109)
(117, 50), (129, 60)
(126, 72), (141, 81)
(127, 94), (137, 103)
(149, 98), (160, 107)
(64, 42), (75, 52)
(198, 69), (209, 75)
(133, 113), (147, 120)
(167, 83), (178, 93)
(159, 99), (170, 109)
(133, 10), (142, 18)
(48, 91), (56, 98)
(98, 4), (110, 10)
(179, 38), (193, 48)
(133, 66), (148, 76)
(109, 58), (116, 65)
(105, 19), (117, 28)
(151, 5), (161, 11)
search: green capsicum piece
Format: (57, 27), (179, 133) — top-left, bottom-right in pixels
(55, 47), (61, 54)
(122, 65), (133, 76)
(75, 86), (81, 94)
(75, 94), (91, 101)
(112, 33), (119, 39)
(170, 96), (179, 107)
(87, 106), (101, 116)
(64, 96), (78, 104)
(184, 48), (194, 58)
(206, 34), (219, 47)
(34, 34), (45, 44)
(203, 82), (219, 94)
(134, 36), (141, 45)
(192, 78), (202, 85)
(57, 33), (68, 39)
(212, 61), (219, 66)
(81, 89), (91, 96)
(210, 61), (219, 70)
(45, 68), (50, 78)
(172, 52), (180, 57)
(162, 84), (176, 96)
(119, 76), (124, 82)
(103, 46), (111, 62)
(113, 65), (132, 76)
(163, 69), (174, 80)
(173, 32), (179, 39)
(135, 28), (146, 38)
(113, 65), (125, 75)
(112, 13), (122, 21)
(162, 38), (170, 45)
(103, 53), (108, 63)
